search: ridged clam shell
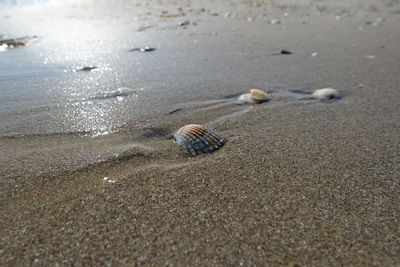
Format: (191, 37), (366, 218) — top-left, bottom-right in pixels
(311, 88), (342, 100)
(174, 124), (227, 155)
(238, 89), (270, 104)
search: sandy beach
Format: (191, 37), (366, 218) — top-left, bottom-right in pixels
(1, 0), (399, 265)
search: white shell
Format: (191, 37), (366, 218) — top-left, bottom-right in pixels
(238, 89), (270, 104)
(311, 88), (342, 100)
(238, 93), (254, 104)
(174, 124), (227, 155)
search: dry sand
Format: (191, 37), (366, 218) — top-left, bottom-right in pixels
(1, 0), (400, 265)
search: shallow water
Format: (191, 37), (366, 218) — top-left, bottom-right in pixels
(0, 0), (397, 137)
(0, 0), (152, 135)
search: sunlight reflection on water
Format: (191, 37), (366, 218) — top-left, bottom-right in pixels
(0, 0), (151, 135)
(0, 0), (52, 8)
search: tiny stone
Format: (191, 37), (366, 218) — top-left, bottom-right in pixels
(79, 65), (98, 71)
(179, 20), (190, 26)
(140, 47), (156, 52)
(270, 19), (281, 24)
(129, 47), (157, 52)
(281, 49), (293, 54)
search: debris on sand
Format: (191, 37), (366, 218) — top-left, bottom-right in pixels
(178, 20), (190, 26)
(157, 13), (184, 18)
(0, 39), (27, 47)
(78, 65), (98, 71)
(272, 50), (294, 55)
(128, 46), (157, 52)
(269, 19), (281, 24)
(0, 36), (37, 49)
(280, 49), (294, 54)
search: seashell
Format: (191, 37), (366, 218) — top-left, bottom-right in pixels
(238, 89), (270, 104)
(173, 124), (227, 155)
(250, 89), (269, 100)
(238, 93), (253, 103)
(311, 88), (342, 100)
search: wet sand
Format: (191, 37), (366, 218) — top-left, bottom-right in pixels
(1, 0), (400, 265)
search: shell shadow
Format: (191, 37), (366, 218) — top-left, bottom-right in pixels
(139, 127), (174, 140)
(167, 91), (274, 115)
(282, 90), (319, 102)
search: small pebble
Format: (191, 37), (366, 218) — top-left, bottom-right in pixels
(179, 20), (190, 26)
(281, 49), (293, 54)
(79, 65), (98, 71)
(129, 47), (157, 52)
(269, 19), (281, 24)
